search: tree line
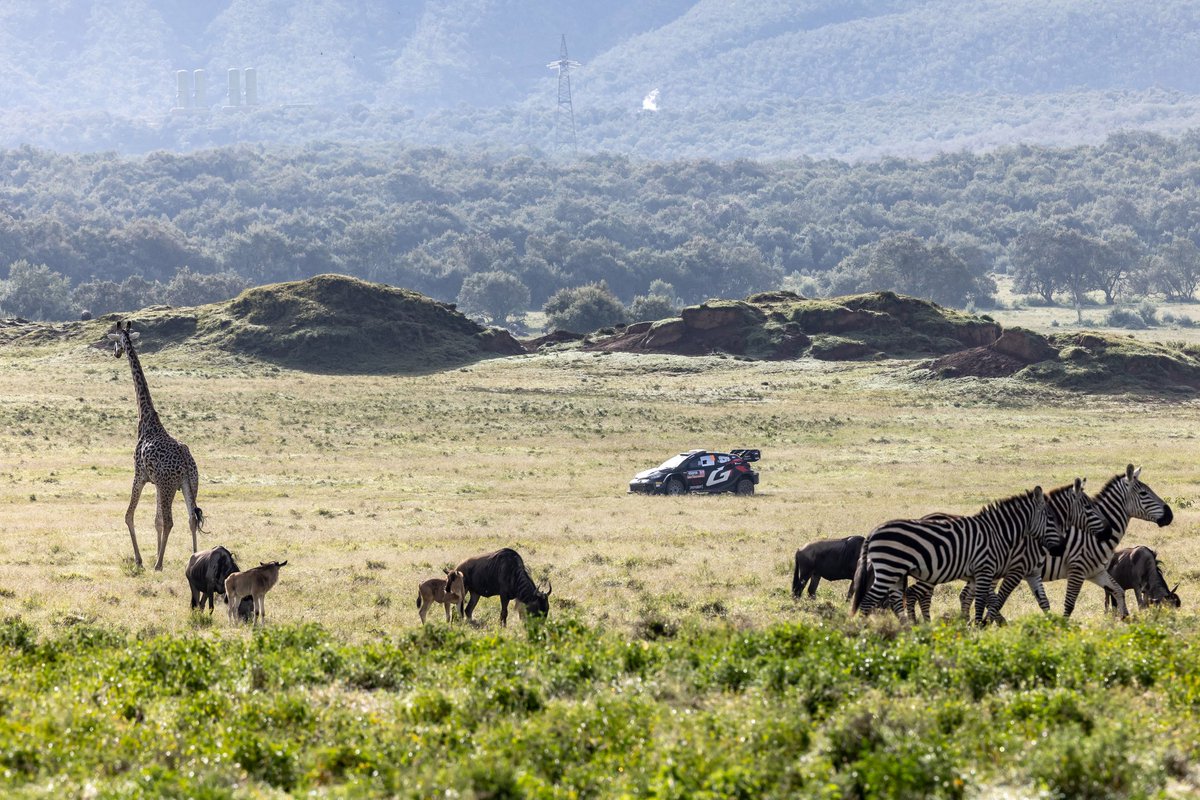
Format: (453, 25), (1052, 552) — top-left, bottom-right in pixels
(3, 132), (1200, 326)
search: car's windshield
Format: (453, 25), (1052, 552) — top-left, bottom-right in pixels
(657, 454), (689, 470)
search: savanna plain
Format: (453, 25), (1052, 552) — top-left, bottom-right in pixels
(1, 326), (1199, 798)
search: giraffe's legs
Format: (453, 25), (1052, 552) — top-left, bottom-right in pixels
(125, 476), (147, 568)
(153, 487), (177, 572)
(182, 478), (200, 554)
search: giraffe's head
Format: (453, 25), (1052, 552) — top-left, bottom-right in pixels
(106, 320), (140, 358)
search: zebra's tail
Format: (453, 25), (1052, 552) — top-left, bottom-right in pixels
(849, 537), (872, 615)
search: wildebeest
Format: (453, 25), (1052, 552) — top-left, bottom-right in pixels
(224, 560), (287, 624)
(417, 569), (466, 623)
(185, 545), (254, 620)
(1104, 546), (1181, 611)
(792, 535), (865, 598)
(455, 548), (551, 626)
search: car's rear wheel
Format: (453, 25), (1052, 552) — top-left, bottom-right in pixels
(665, 477), (687, 496)
(735, 478), (755, 496)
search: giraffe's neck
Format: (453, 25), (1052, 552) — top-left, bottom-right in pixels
(124, 343), (165, 438)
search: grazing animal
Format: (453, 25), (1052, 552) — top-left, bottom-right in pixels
(851, 487), (1059, 625)
(224, 561), (287, 624)
(108, 320), (203, 571)
(417, 570), (467, 623)
(1104, 546), (1181, 611)
(185, 545), (240, 612)
(792, 536), (864, 598)
(1031, 465), (1172, 618)
(906, 479), (1105, 623)
(455, 548), (551, 626)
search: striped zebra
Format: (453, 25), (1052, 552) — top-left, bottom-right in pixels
(904, 479), (1106, 623)
(851, 486), (1060, 625)
(1029, 465), (1172, 617)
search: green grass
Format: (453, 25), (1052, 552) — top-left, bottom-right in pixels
(0, 614), (1196, 798)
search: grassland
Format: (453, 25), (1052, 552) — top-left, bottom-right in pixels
(0, 332), (1199, 797)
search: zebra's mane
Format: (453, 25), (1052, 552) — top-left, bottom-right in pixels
(974, 488), (1041, 521)
(1097, 472), (1128, 497)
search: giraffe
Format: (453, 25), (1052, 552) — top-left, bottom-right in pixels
(107, 320), (203, 571)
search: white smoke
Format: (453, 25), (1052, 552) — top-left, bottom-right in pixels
(642, 89), (659, 112)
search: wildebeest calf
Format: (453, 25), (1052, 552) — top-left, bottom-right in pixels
(417, 569), (466, 623)
(186, 545), (254, 620)
(224, 560), (287, 624)
(455, 548), (550, 626)
(792, 535), (865, 598)
(1105, 546), (1180, 611)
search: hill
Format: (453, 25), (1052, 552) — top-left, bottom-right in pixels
(4, 0), (1200, 158)
(0, 274), (524, 372)
(582, 290), (1200, 394)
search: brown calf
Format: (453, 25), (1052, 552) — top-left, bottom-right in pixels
(417, 570), (466, 623)
(224, 560), (287, 624)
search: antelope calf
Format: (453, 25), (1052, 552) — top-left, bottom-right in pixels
(417, 569), (466, 623)
(225, 560), (287, 624)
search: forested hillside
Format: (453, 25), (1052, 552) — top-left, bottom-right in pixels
(4, 132), (1200, 325)
(3, 0), (1200, 158)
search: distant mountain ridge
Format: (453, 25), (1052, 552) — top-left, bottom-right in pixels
(3, 0), (1200, 158)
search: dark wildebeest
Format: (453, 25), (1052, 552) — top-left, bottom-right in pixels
(455, 548), (551, 626)
(224, 560), (287, 624)
(185, 545), (254, 620)
(792, 535), (865, 598)
(417, 569), (467, 623)
(1104, 546), (1181, 611)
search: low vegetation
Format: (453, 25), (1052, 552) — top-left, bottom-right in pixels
(0, 613), (1197, 798)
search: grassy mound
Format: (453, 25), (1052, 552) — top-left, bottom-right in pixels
(928, 327), (1200, 393)
(590, 290), (1000, 360)
(3, 275), (525, 373)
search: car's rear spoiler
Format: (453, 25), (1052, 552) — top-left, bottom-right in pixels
(730, 449), (760, 462)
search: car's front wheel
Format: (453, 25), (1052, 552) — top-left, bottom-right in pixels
(735, 478), (755, 496)
(665, 477), (688, 496)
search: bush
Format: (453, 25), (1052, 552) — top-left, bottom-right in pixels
(0, 260), (76, 320)
(1137, 300), (1158, 326)
(1103, 308), (1146, 329)
(543, 281), (629, 333)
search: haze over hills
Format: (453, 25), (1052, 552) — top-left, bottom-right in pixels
(2, 0), (1200, 158)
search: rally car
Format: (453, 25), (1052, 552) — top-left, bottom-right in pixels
(628, 449), (761, 495)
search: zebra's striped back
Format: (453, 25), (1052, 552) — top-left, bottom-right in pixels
(853, 487), (1053, 624)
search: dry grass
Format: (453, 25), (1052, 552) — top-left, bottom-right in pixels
(0, 339), (1197, 641)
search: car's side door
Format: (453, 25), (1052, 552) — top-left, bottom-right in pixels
(684, 452), (716, 490)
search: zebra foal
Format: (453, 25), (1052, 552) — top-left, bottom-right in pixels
(851, 486), (1060, 626)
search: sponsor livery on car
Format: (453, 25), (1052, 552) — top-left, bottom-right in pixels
(628, 449), (761, 495)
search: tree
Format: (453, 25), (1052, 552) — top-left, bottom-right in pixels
(824, 234), (992, 307)
(543, 281), (628, 333)
(628, 279), (681, 322)
(1011, 225), (1099, 319)
(1147, 237), (1200, 301)
(0, 260), (77, 320)
(456, 270), (530, 326)
(162, 268), (251, 307)
(1092, 226), (1143, 304)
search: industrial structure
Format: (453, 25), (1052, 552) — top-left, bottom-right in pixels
(546, 35), (580, 153)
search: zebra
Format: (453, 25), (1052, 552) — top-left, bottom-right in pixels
(1030, 464), (1172, 618)
(850, 486), (1060, 625)
(903, 478), (1106, 623)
